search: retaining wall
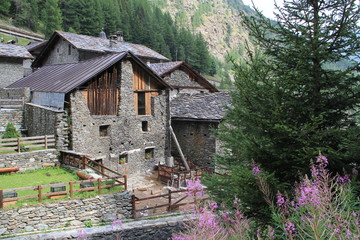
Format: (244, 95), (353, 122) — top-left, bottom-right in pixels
(0, 191), (132, 236)
(0, 149), (59, 170)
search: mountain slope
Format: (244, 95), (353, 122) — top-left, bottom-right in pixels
(150, 0), (254, 62)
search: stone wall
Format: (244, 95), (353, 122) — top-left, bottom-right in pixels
(3, 214), (188, 240)
(0, 191), (132, 236)
(0, 109), (23, 135)
(171, 120), (218, 169)
(0, 58), (24, 88)
(0, 88), (30, 101)
(0, 88), (30, 135)
(0, 150), (59, 170)
(43, 40), (79, 66)
(69, 60), (170, 175)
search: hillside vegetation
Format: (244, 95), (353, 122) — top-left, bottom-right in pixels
(0, 0), (215, 76)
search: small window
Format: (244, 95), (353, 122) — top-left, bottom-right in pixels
(142, 121), (149, 132)
(68, 44), (72, 55)
(145, 148), (154, 159)
(119, 154), (128, 164)
(99, 125), (110, 137)
(137, 92), (146, 115)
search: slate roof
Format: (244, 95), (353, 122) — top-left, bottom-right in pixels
(149, 61), (183, 76)
(149, 61), (218, 92)
(57, 31), (168, 61)
(8, 52), (170, 93)
(0, 43), (33, 59)
(26, 40), (48, 51)
(170, 91), (231, 121)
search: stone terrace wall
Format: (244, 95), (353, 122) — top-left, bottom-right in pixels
(0, 88), (30, 101)
(0, 150), (58, 170)
(0, 191), (132, 236)
(24, 103), (69, 151)
(0, 109), (23, 135)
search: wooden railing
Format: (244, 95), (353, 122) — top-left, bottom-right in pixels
(0, 98), (24, 109)
(132, 189), (208, 219)
(0, 135), (55, 153)
(0, 176), (126, 208)
(158, 164), (202, 188)
(60, 151), (127, 190)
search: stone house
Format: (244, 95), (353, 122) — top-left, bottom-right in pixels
(31, 31), (168, 69)
(149, 61), (218, 99)
(170, 91), (231, 170)
(8, 51), (172, 175)
(0, 43), (33, 88)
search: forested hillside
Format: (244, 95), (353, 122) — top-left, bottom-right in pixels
(0, 0), (215, 75)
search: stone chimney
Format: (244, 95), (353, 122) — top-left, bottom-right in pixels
(114, 31), (124, 42)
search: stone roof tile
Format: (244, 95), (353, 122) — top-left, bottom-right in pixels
(171, 91), (231, 121)
(0, 43), (33, 59)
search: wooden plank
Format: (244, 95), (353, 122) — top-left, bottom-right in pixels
(3, 186), (37, 192)
(145, 92), (151, 115)
(135, 193), (169, 201)
(170, 126), (190, 171)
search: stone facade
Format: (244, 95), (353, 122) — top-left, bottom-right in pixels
(24, 103), (69, 150)
(165, 70), (211, 100)
(0, 88), (31, 101)
(42, 40), (80, 66)
(0, 150), (58, 170)
(0, 58), (26, 88)
(0, 191), (132, 236)
(69, 60), (170, 175)
(171, 121), (218, 169)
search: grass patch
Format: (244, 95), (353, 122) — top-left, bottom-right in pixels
(0, 167), (123, 209)
(0, 32), (31, 46)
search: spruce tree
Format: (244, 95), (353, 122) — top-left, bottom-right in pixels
(43, 0), (62, 39)
(205, 0), (359, 218)
(0, 0), (11, 15)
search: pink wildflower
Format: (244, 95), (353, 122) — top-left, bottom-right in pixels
(252, 166), (261, 175)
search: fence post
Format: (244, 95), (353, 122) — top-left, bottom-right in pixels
(0, 190), (3, 208)
(132, 194), (136, 219)
(17, 137), (21, 153)
(124, 175), (127, 191)
(168, 189), (172, 212)
(97, 178), (101, 195)
(69, 182), (73, 198)
(45, 135), (48, 149)
(38, 185), (42, 203)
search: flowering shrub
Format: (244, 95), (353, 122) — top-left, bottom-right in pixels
(174, 155), (359, 239)
(173, 178), (253, 240)
(270, 154), (360, 239)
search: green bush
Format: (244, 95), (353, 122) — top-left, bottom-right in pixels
(2, 123), (20, 139)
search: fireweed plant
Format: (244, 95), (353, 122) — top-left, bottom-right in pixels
(173, 178), (253, 240)
(256, 154), (360, 239)
(173, 155), (359, 239)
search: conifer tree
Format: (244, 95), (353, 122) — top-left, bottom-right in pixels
(43, 0), (62, 39)
(0, 0), (11, 15)
(205, 0), (359, 217)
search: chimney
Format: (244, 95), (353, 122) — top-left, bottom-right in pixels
(114, 31), (124, 42)
(99, 30), (107, 39)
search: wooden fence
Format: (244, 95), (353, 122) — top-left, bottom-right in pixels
(0, 176), (126, 208)
(158, 164), (203, 188)
(132, 189), (208, 219)
(0, 98), (24, 110)
(0, 135), (55, 153)
(60, 150), (127, 190)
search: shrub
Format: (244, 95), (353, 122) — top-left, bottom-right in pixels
(2, 123), (20, 139)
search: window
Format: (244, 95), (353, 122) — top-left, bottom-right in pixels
(137, 92), (146, 115)
(119, 154), (128, 164)
(68, 44), (72, 55)
(99, 125), (110, 137)
(142, 121), (149, 132)
(145, 148), (154, 159)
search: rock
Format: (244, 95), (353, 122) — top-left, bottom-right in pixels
(70, 220), (83, 226)
(0, 228), (7, 235)
(103, 214), (117, 222)
(25, 226), (34, 232)
(36, 224), (49, 230)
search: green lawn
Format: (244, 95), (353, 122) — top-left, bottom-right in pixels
(0, 32), (31, 46)
(0, 167), (123, 209)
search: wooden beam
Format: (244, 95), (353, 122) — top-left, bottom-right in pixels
(169, 126), (190, 171)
